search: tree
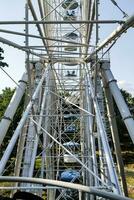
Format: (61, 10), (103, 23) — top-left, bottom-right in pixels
(0, 88), (14, 120)
(0, 47), (8, 67)
(121, 89), (134, 111)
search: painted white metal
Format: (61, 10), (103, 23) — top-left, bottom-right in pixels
(0, 37), (42, 58)
(0, 20), (124, 25)
(0, 0), (132, 198)
(0, 72), (28, 146)
(85, 65), (121, 194)
(22, 62), (44, 179)
(101, 60), (134, 143)
(0, 176), (131, 200)
(103, 80), (128, 195)
(85, 78), (99, 187)
(85, 13), (134, 62)
(0, 69), (46, 175)
(27, 73), (48, 178)
(63, 153), (79, 163)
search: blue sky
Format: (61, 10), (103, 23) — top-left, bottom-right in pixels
(99, 0), (134, 96)
(0, 0), (134, 95)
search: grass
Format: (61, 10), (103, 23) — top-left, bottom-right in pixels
(125, 164), (134, 199)
(0, 182), (13, 197)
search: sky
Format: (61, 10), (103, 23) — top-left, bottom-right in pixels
(0, 0), (134, 96)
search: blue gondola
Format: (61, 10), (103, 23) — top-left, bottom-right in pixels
(60, 169), (80, 182)
(63, 141), (80, 147)
(64, 124), (77, 133)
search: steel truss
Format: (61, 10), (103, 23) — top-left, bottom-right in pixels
(0, 0), (134, 199)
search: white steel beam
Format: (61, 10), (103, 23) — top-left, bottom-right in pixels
(85, 14), (134, 62)
(0, 176), (131, 200)
(101, 60), (134, 143)
(0, 72), (28, 146)
(0, 20), (124, 25)
(0, 29), (88, 47)
(0, 37), (44, 59)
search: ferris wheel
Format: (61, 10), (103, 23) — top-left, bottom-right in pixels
(0, 0), (134, 199)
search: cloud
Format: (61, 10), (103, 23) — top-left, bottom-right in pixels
(117, 80), (134, 97)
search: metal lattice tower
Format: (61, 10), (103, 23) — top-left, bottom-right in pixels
(0, 0), (134, 199)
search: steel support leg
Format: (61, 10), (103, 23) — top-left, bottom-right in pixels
(100, 60), (134, 143)
(103, 79), (128, 196)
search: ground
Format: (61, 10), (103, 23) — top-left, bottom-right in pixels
(125, 164), (134, 198)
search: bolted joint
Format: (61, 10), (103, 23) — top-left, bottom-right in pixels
(107, 79), (117, 85)
(123, 115), (133, 121)
(18, 80), (27, 84)
(99, 60), (110, 70)
(3, 116), (12, 121)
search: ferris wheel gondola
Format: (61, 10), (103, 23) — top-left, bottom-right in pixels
(62, 0), (78, 10)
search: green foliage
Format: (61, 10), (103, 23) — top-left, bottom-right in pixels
(0, 47), (8, 67)
(35, 158), (42, 169)
(0, 87), (14, 120)
(121, 89), (134, 110)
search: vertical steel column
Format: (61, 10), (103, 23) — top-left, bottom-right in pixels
(101, 60), (134, 143)
(95, 0), (99, 46)
(22, 121), (36, 178)
(13, 121), (29, 192)
(103, 81), (128, 196)
(80, 64), (86, 188)
(84, 80), (98, 200)
(85, 64), (121, 194)
(47, 70), (57, 200)
(22, 62), (43, 183)
(85, 80), (99, 187)
(40, 66), (55, 200)
(96, 75), (110, 185)
(25, 1), (32, 97)
(86, 0), (96, 55)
